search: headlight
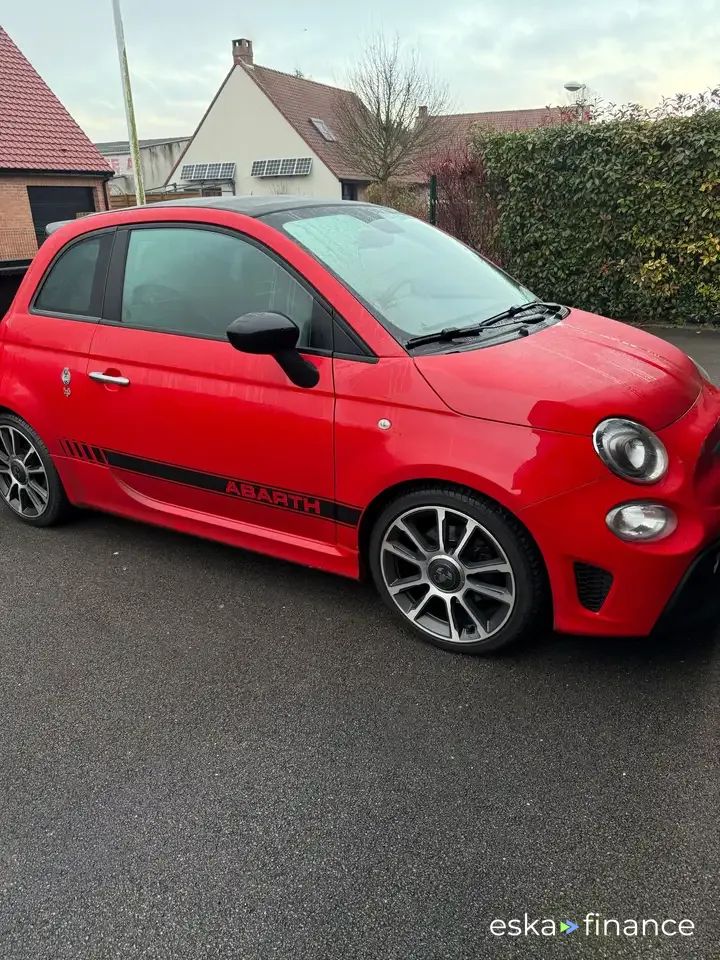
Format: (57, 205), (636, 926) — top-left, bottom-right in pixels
(593, 418), (668, 484)
(606, 502), (677, 541)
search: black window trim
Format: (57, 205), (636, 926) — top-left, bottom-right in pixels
(102, 220), (378, 362)
(29, 227), (116, 324)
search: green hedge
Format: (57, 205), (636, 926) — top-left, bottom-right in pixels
(475, 112), (720, 325)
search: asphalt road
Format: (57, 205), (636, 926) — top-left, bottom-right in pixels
(0, 328), (718, 960)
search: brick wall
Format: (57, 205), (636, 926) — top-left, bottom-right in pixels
(0, 174), (108, 261)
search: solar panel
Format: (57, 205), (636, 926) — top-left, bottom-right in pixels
(180, 162), (236, 181)
(310, 118), (336, 142)
(251, 157), (313, 178)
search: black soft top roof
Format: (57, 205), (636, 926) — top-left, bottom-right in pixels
(151, 196), (366, 217)
(46, 195), (368, 236)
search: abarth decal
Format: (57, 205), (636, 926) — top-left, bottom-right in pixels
(59, 440), (361, 526)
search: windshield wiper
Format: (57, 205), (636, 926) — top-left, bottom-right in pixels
(405, 326), (481, 348)
(405, 302), (560, 350)
(480, 301), (563, 328)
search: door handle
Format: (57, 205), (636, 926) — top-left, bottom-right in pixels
(89, 371), (130, 386)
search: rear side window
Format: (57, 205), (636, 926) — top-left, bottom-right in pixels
(34, 235), (104, 317)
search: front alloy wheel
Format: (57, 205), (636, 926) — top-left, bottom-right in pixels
(381, 506), (516, 645)
(370, 487), (549, 653)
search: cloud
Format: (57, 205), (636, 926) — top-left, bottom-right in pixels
(1, 0), (718, 141)
(414, 0), (719, 111)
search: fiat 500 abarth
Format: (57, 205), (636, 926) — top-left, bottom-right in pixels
(1, 197), (719, 653)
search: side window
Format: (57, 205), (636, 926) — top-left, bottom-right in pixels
(121, 227), (327, 348)
(34, 235), (103, 317)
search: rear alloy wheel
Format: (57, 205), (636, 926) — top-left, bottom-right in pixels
(0, 415), (68, 527)
(370, 487), (548, 653)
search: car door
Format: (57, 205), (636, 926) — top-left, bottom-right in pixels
(0, 229), (113, 474)
(80, 222), (337, 546)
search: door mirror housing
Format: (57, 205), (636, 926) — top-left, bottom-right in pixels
(227, 311), (299, 354)
(227, 312), (319, 389)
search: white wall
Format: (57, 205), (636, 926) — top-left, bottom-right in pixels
(107, 139), (190, 195)
(165, 66), (341, 199)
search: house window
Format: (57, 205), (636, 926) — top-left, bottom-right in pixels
(310, 118), (336, 141)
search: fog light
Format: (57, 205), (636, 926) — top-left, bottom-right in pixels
(606, 503), (677, 542)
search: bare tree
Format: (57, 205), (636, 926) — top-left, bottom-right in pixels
(335, 34), (448, 193)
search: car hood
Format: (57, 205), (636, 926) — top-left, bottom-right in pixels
(414, 310), (701, 435)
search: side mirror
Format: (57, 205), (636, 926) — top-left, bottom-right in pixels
(226, 312), (319, 388)
(227, 311), (299, 354)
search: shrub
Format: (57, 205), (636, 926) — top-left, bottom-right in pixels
(422, 142), (502, 263)
(474, 94), (720, 325)
(366, 180), (428, 220)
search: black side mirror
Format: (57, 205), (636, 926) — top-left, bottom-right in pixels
(227, 312), (319, 388)
(227, 311), (299, 354)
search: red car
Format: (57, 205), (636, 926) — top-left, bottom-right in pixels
(1, 197), (718, 653)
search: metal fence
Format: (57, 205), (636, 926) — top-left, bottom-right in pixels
(109, 191), (198, 209)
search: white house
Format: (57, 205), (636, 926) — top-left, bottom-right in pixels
(165, 39), (370, 201)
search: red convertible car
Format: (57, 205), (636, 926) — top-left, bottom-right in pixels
(1, 197), (718, 652)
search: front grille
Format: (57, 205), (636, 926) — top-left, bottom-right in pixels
(574, 562), (613, 612)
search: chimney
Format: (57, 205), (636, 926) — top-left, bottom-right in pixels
(232, 38), (253, 67)
(418, 105), (429, 121)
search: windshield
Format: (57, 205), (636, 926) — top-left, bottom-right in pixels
(262, 205), (535, 343)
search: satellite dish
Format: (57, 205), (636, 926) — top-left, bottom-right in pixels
(564, 81), (584, 93)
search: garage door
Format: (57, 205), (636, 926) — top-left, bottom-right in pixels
(27, 185), (96, 247)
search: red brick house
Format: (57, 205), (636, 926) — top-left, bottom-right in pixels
(0, 26), (113, 266)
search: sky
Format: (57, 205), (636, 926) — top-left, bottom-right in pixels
(2, 0), (719, 143)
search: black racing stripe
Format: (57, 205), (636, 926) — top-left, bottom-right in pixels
(106, 450), (231, 495)
(335, 503), (362, 525)
(102, 449), (361, 526)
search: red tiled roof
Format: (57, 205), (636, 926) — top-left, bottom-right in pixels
(429, 107), (566, 142)
(403, 107), (568, 182)
(0, 27), (112, 174)
(244, 64), (370, 181)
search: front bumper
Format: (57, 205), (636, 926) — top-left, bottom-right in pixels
(654, 539), (720, 634)
(521, 383), (720, 637)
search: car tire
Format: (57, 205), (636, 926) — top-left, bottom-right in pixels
(369, 485), (550, 654)
(0, 414), (69, 527)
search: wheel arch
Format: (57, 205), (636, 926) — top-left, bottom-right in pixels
(0, 403), (27, 420)
(357, 477), (549, 591)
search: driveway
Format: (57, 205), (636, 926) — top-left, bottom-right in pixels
(0, 326), (717, 959)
